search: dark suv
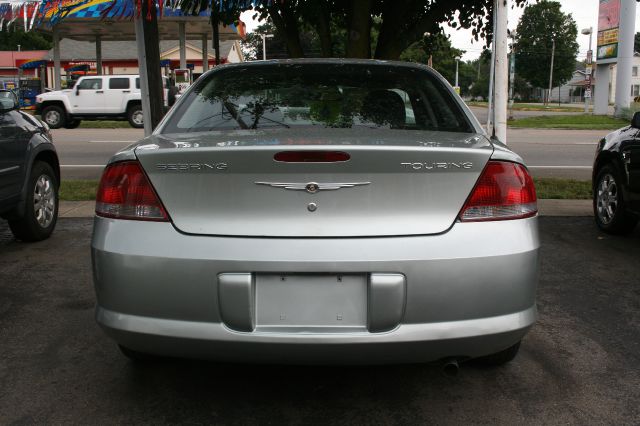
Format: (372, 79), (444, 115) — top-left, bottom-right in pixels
(0, 90), (60, 241)
(593, 111), (640, 234)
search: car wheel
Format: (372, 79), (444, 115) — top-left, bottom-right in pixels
(41, 105), (66, 129)
(594, 164), (638, 235)
(127, 104), (144, 128)
(63, 119), (81, 129)
(118, 345), (159, 362)
(474, 341), (521, 366)
(8, 161), (59, 242)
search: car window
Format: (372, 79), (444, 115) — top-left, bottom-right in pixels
(77, 78), (102, 90)
(135, 78), (140, 89)
(161, 63), (473, 134)
(109, 78), (130, 90)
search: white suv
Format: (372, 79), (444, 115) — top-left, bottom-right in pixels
(36, 75), (172, 129)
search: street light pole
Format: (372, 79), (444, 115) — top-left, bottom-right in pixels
(455, 57), (460, 88)
(547, 39), (555, 105)
(582, 27), (593, 113)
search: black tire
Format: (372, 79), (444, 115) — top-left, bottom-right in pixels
(593, 164), (638, 235)
(118, 345), (159, 362)
(63, 119), (81, 129)
(475, 341), (521, 366)
(127, 104), (144, 128)
(41, 105), (66, 129)
(8, 161), (59, 242)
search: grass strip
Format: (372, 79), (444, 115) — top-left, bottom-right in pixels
(58, 178), (592, 202)
(534, 178), (591, 200)
(59, 180), (99, 201)
(467, 102), (585, 112)
(78, 120), (133, 129)
(509, 115), (628, 130)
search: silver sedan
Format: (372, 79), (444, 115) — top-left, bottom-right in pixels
(91, 59), (539, 368)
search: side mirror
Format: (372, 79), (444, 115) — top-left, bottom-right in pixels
(0, 90), (18, 113)
(632, 111), (640, 129)
(75, 87), (80, 96)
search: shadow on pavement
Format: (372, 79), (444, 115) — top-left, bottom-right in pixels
(0, 217), (638, 424)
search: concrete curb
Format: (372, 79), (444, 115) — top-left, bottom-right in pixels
(59, 199), (594, 218)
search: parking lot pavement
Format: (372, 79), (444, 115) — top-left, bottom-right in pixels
(1, 218), (639, 424)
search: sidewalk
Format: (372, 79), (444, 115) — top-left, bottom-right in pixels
(59, 199), (594, 218)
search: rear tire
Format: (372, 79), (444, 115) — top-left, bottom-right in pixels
(41, 105), (66, 129)
(8, 161), (59, 242)
(594, 164), (638, 235)
(127, 104), (144, 128)
(475, 341), (521, 366)
(63, 119), (81, 129)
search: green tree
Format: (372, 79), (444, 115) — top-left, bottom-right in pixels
(176, 0), (530, 60)
(400, 32), (476, 93)
(469, 49), (492, 99)
(0, 26), (52, 51)
(514, 0), (579, 90)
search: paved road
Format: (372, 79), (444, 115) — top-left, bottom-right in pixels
(1, 217), (639, 424)
(53, 125), (601, 181)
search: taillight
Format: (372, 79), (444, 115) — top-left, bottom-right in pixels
(459, 161), (537, 222)
(95, 161), (169, 221)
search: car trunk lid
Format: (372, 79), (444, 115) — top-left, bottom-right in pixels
(135, 129), (493, 237)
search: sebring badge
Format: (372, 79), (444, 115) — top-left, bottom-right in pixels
(255, 181), (370, 194)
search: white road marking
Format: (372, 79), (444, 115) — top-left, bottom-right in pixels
(88, 140), (136, 143)
(528, 166), (592, 169)
(61, 165), (105, 168)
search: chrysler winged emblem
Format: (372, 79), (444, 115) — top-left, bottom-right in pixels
(255, 181), (371, 194)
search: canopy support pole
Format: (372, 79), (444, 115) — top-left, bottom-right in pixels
(179, 22), (187, 70)
(53, 26), (61, 91)
(95, 35), (102, 75)
(135, 18), (152, 136)
(202, 34), (208, 72)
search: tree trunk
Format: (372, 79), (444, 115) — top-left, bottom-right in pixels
(375, 0), (448, 60)
(374, 0), (406, 59)
(268, 4), (305, 58)
(312, 0), (333, 57)
(345, 0), (372, 58)
(141, 0), (164, 130)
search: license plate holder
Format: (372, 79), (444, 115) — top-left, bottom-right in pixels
(255, 274), (367, 332)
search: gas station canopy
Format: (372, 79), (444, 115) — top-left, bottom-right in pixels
(0, 0), (245, 41)
(37, 16), (241, 41)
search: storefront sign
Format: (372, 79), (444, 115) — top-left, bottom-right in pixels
(597, 0), (621, 64)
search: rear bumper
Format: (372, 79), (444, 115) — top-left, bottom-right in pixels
(91, 216), (539, 364)
(97, 305), (536, 364)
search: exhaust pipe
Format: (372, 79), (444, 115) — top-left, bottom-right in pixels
(443, 359), (459, 376)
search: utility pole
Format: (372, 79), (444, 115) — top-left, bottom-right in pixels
(493, 0), (509, 143)
(547, 39), (555, 105)
(455, 57), (460, 88)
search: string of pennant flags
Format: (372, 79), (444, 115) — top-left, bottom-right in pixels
(0, 0), (273, 31)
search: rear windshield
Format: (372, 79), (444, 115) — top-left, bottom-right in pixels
(160, 63), (474, 134)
